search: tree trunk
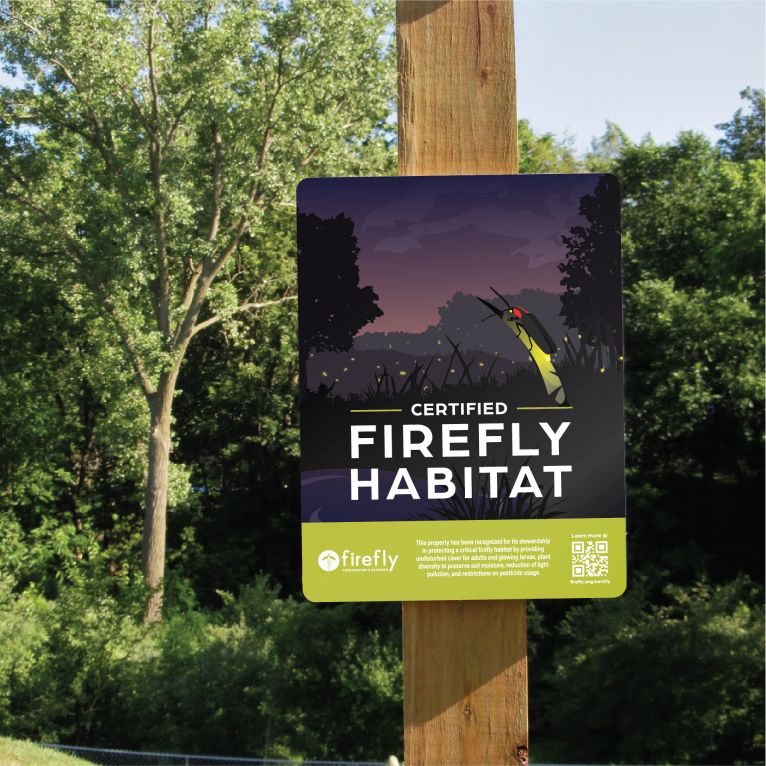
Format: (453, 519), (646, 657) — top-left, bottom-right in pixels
(142, 375), (175, 623)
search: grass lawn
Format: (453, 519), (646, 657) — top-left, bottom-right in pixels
(0, 738), (92, 766)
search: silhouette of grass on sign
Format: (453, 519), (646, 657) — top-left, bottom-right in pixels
(306, 358), (616, 407)
(347, 361), (550, 404)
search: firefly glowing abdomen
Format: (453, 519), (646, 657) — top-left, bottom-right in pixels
(478, 289), (569, 407)
(511, 321), (567, 405)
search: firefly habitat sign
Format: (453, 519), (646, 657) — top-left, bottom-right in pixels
(297, 174), (626, 601)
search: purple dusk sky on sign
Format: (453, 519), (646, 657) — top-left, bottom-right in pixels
(297, 174), (599, 335)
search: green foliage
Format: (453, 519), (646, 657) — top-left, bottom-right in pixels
(717, 87), (765, 162)
(627, 278), (763, 477)
(616, 132), (764, 478)
(0, 256), (145, 520)
(0, 577), (402, 761)
(617, 131), (764, 291)
(518, 118), (581, 173)
(538, 577), (764, 765)
(586, 120), (633, 172)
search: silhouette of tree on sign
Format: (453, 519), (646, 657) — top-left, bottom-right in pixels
(298, 212), (383, 390)
(558, 175), (622, 363)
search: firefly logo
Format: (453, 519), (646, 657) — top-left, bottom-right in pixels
(317, 548), (398, 572)
(317, 549), (340, 571)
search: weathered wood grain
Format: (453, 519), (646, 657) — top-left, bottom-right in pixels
(397, 0), (518, 176)
(397, 2), (528, 764)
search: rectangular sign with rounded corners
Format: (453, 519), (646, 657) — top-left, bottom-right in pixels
(297, 174), (626, 601)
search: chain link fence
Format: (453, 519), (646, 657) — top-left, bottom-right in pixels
(43, 744), (387, 766)
(43, 744), (592, 766)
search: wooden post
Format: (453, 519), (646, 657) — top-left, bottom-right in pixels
(397, 2), (528, 765)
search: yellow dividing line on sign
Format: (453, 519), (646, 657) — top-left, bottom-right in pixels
(516, 406), (574, 410)
(349, 406), (574, 413)
(350, 408), (404, 413)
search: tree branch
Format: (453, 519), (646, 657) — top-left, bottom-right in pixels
(146, 3), (161, 122)
(257, 48), (284, 172)
(114, 78), (156, 139)
(207, 123), (224, 243)
(190, 295), (297, 337)
(164, 93), (194, 147)
(146, 7), (171, 339)
(103, 301), (156, 398)
(172, 50), (287, 344)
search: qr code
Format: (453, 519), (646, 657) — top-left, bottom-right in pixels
(571, 541), (609, 577)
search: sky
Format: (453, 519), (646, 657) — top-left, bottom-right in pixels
(515, 0), (765, 152)
(298, 175), (601, 334)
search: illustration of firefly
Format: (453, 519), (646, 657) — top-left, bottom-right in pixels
(477, 288), (569, 406)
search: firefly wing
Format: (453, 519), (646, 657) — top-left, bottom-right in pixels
(521, 312), (558, 355)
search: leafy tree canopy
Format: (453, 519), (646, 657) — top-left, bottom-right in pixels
(539, 577), (764, 765)
(716, 86), (765, 162)
(0, 0), (395, 617)
(518, 118), (581, 173)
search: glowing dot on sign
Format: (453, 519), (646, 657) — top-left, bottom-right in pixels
(450, 368), (456, 373)
(376, 364), (381, 369)
(351, 357), (356, 362)
(618, 355), (624, 361)
(479, 362), (485, 367)
(321, 371), (328, 377)
(343, 367), (348, 372)
(335, 377), (340, 382)
(600, 368), (605, 373)
(578, 333), (583, 339)
(399, 370), (406, 377)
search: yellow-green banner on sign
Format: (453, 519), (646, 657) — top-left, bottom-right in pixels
(303, 518), (626, 602)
